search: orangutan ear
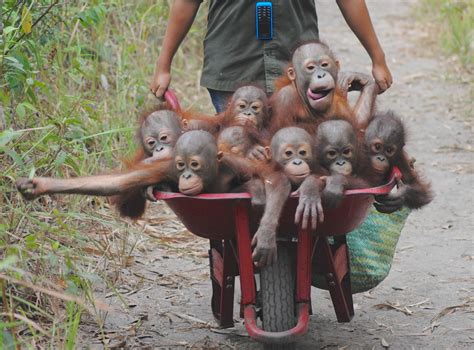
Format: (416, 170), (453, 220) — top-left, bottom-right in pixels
(181, 119), (190, 130)
(287, 66), (296, 81)
(335, 59), (341, 70)
(217, 151), (224, 162)
(264, 146), (272, 161)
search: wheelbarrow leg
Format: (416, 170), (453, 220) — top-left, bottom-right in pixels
(234, 202), (257, 308)
(209, 239), (237, 328)
(296, 228), (313, 305)
(334, 235), (354, 318)
(318, 237), (354, 322)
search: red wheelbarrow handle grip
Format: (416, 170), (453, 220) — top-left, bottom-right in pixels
(164, 89), (181, 111)
(244, 303), (310, 344)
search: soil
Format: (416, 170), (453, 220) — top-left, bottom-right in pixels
(79, 1), (473, 349)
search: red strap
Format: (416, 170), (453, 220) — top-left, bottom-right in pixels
(154, 191), (251, 200)
(344, 167), (402, 196)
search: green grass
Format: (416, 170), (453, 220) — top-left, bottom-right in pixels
(418, 0), (473, 68)
(1, 1), (211, 347)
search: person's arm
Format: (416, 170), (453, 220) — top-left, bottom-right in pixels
(149, 0), (202, 98)
(336, 0), (392, 93)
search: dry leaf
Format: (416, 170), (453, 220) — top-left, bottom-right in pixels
(170, 311), (209, 325)
(407, 298), (430, 308)
(431, 299), (473, 323)
(373, 302), (413, 316)
(381, 337), (390, 348)
(423, 321), (440, 333)
(21, 6), (32, 34)
(210, 328), (249, 337)
(392, 286), (407, 291)
(363, 291), (376, 299)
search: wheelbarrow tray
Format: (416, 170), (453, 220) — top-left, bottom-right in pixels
(154, 168), (401, 240)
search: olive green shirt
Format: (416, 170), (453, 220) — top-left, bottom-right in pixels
(200, 0), (319, 93)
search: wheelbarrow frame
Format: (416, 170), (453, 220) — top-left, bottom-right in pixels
(153, 167), (402, 345)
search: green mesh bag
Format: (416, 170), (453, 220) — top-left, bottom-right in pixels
(312, 207), (411, 294)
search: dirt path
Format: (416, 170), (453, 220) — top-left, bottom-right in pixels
(79, 1), (473, 349)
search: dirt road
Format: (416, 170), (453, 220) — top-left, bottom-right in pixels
(79, 1), (473, 348)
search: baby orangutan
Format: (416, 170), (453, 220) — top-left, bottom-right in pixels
(17, 109), (182, 206)
(182, 86), (270, 160)
(293, 119), (368, 229)
(112, 109), (183, 218)
(139, 110), (182, 163)
(365, 111), (433, 213)
(270, 41), (378, 133)
(216, 126), (258, 157)
(315, 119), (366, 207)
(268, 127), (325, 230)
(156, 130), (293, 268)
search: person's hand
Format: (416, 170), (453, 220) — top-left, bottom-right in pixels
(149, 65), (171, 98)
(372, 60), (392, 94)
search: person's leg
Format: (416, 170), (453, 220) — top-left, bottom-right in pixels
(208, 89), (233, 113)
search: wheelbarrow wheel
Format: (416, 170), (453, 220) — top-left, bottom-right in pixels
(260, 243), (296, 350)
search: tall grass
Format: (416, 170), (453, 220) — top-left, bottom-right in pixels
(418, 0), (473, 68)
(1, 1), (210, 347)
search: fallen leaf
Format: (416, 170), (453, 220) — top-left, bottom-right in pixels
(108, 338), (127, 349)
(373, 302), (413, 316)
(381, 337), (390, 348)
(363, 291), (376, 299)
(398, 245), (415, 252)
(210, 328), (249, 337)
(407, 298), (430, 308)
(423, 321), (440, 333)
(392, 286), (407, 291)
(431, 299), (473, 323)
(170, 311), (209, 325)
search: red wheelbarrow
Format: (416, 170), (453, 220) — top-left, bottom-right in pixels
(153, 167), (402, 348)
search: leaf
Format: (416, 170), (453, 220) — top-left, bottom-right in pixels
(28, 167), (36, 180)
(21, 102), (37, 112)
(3, 26), (17, 35)
(0, 129), (20, 147)
(0, 255), (18, 270)
(373, 302), (413, 316)
(16, 103), (25, 119)
(21, 6), (33, 34)
(431, 299), (473, 323)
(53, 151), (67, 168)
(4, 148), (25, 168)
(169, 311), (209, 325)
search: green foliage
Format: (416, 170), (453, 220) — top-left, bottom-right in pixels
(419, 0), (474, 67)
(1, 0), (210, 347)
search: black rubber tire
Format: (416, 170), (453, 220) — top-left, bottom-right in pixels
(260, 243), (296, 350)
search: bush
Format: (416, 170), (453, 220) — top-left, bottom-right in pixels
(0, 1), (209, 347)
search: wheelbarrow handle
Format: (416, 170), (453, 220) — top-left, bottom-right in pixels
(164, 89), (181, 111)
